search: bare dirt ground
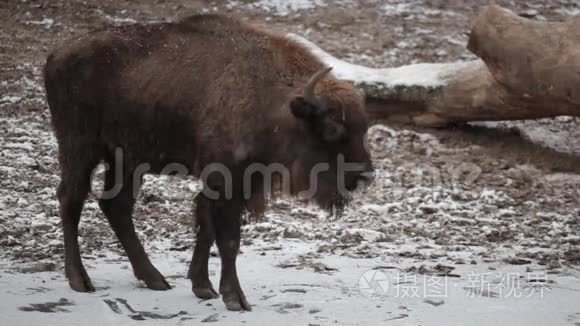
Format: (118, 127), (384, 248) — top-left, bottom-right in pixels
(1, 0), (580, 325)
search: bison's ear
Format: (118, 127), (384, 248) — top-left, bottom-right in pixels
(290, 96), (319, 120)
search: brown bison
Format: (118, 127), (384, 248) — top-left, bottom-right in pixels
(44, 14), (373, 311)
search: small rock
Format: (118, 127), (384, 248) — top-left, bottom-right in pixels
(0, 236), (18, 246)
(18, 261), (56, 273)
(418, 204), (438, 214)
(31, 221), (53, 234)
(503, 257), (531, 265)
(519, 9), (538, 18)
(283, 228), (303, 239)
(311, 262), (338, 273)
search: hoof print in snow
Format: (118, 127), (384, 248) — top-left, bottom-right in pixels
(386, 313), (409, 321)
(201, 313), (219, 323)
(272, 302), (303, 314)
(567, 313), (580, 325)
(281, 288), (307, 294)
(25, 286), (53, 294)
(423, 299), (445, 306)
(276, 262), (299, 269)
(19, 298), (74, 313)
(103, 298), (187, 320)
(260, 294), (277, 301)
(463, 287), (499, 298)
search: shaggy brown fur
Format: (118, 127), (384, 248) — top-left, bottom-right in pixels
(44, 14), (372, 311)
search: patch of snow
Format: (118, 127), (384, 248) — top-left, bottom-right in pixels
(227, 0), (356, 16)
(104, 15), (138, 25)
(27, 18), (55, 29)
(247, 0), (325, 16)
(555, 7), (580, 16)
(382, 1), (421, 16)
(0, 96), (22, 106)
(289, 34), (473, 89)
(3, 142), (35, 151)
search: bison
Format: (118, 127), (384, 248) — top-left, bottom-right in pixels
(44, 14), (374, 311)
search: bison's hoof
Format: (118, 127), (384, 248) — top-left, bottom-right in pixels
(69, 277), (95, 293)
(145, 278), (172, 291)
(223, 292), (252, 311)
(193, 287), (219, 299)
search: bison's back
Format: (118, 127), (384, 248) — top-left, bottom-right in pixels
(44, 14), (318, 172)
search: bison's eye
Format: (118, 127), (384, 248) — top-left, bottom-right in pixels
(322, 119), (346, 143)
(290, 96), (321, 120)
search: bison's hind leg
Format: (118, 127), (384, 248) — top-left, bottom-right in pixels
(189, 195), (219, 299)
(57, 147), (101, 292)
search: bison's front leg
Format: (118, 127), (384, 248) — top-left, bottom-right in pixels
(210, 195), (251, 311)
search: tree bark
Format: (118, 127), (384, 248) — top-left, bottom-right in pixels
(293, 5), (580, 127)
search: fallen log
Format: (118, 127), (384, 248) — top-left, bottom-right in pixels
(292, 5), (580, 127)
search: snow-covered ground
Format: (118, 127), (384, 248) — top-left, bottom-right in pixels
(2, 241), (580, 325)
(1, 0), (580, 325)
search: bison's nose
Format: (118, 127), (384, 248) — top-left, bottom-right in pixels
(360, 163), (375, 183)
(360, 170), (375, 183)
(344, 162), (375, 191)
(353, 163), (375, 190)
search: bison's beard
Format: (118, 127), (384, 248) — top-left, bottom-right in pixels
(315, 191), (348, 218)
(289, 162), (350, 218)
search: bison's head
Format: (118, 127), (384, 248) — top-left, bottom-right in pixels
(288, 67), (374, 214)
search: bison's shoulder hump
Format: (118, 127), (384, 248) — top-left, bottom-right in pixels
(176, 14), (242, 31)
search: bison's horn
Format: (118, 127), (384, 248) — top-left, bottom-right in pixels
(303, 66), (333, 106)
